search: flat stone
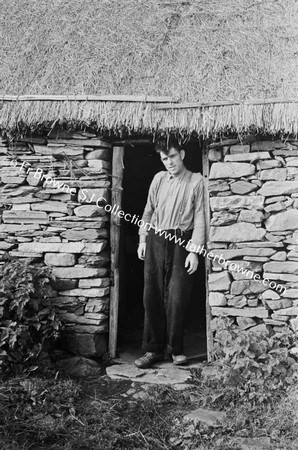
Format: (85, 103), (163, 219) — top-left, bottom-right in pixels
(265, 298), (292, 310)
(45, 253), (76, 267)
(210, 212), (238, 226)
(9, 251), (43, 258)
(210, 195), (264, 211)
(237, 317), (257, 329)
(273, 149), (298, 156)
(209, 162), (255, 179)
(236, 241), (282, 248)
(246, 324), (268, 334)
(229, 144), (250, 154)
(259, 168), (287, 181)
(209, 139), (239, 149)
(208, 180), (230, 194)
(264, 272), (298, 283)
(230, 181), (257, 195)
(264, 261), (298, 275)
(208, 148), (223, 162)
(58, 312), (107, 325)
(210, 223), (266, 242)
(26, 171), (43, 186)
(49, 220), (107, 229)
(247, 298), (259, 307)
(290, 318), (298, 331)
(265, 195), (287, 204)
(59, 288), (109, 297)
(52, 266), (108, 279)
(2, 210), (48, 224)
(74, 205), (106, 217)
(224, 151), (270, 162)
(264, 202), (286, 213)
(265, 318), (285, 326)
(211, 306), (268, 318)
(262, 289), (280, 300)
(0, 242), (15, 250)
(78, 188), (109, 204)
(287, 167), (298, 179)
(211, 248), (276, 263)
(257, 159), (282, 169)
(31, 201), (68, 213)
(19, 242), (106, 253)
(0, 224), (40, 232)
(106, 362), (191, 385)
(275, 307), (298, 315)
(11, 203), (31, 211)
(87, 160), (111, 170)
(238, 209), (264, 223)
(281, 289), (298, 298)
(265, 210), (298, 232)
(231, 280), (268, 295)
(79, 278), (110, 288)
(228, 260), (262, 277)
(251, 141), (278, 151)
(259, 181), (298, 196)
(78, 253), (109, 267)
(1, 176), (26, 184)
(227, 295), (247, 308)
(85, 149), (111, 161)
(209, 292), (227, 306)
(271, 313), (289, 321)
(184, 408), (226, 427)
(270, 251), (287, 261)
(208, 271), (231, 291)
(50, 193), (72, 202)
(65, 323), (108, 333)
(287, 158), (298, 167)
(61, 229), (108, 241)
(85, 298), (109, 313)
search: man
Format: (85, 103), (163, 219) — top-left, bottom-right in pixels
(135, 139), (205, 369)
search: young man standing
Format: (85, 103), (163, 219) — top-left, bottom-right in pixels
(135, 140), (205, 369)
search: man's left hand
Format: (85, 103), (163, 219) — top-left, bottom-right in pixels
(185, 253), (199, 275)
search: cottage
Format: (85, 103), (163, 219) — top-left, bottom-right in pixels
(1, 0), (298, 361)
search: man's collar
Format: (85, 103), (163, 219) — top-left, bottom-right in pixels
(166, 167), (188, 182)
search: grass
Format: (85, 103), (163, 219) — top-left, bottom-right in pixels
(0, 366), (298, 449)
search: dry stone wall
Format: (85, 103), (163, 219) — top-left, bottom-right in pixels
(208, 139), (298, 338)
(0, 130), (112, 356)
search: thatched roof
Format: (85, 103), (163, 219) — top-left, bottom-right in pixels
(1, 0), (298, 135)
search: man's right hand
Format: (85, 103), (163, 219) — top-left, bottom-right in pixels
(137, 243), (146, 260)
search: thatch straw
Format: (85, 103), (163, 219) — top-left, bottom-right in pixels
(1, 100), (298, 136)
(0, 0), (297, 134)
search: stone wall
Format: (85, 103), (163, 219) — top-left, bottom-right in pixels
(208, 139), (298, 337)
(0, 130), (112, 356)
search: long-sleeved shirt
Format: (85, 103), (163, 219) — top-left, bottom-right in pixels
(139, 168), (205, 251)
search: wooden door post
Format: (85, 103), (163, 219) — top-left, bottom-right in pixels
(109, 146), (125, 358)
(202, 144), (213, 361)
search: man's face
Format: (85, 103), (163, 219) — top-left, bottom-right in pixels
(160, 147), (185, 176)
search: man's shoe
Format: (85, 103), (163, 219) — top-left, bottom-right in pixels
(134, 352), (164, 369)
(172, 354), (188, 366)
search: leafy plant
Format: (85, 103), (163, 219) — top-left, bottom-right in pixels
(209, 318), (298, 407)
(0, 259), (61, 375)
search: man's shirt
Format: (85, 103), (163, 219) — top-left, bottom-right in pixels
(139, 168), (205, 251)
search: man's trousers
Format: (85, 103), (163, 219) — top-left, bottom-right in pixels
(142, 229), (195, 356)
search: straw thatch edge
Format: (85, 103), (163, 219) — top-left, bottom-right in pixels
(1, 100), (298, 136)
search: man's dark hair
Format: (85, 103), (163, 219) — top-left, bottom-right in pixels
(154, 138), (183, 154)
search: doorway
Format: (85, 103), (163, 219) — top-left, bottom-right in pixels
(117, 141), (207, 361)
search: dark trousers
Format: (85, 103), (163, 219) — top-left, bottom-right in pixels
(142, 229), (195, 355)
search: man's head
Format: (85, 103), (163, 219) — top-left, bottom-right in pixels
(155, 139), (185, 177)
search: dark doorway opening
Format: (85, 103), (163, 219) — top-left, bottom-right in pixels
(117, 141), (207, 361)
